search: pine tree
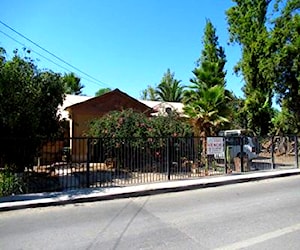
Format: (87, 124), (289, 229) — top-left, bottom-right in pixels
(183, 19), (230, 137)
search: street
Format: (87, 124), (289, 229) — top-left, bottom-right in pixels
(1, 175), (300, 250)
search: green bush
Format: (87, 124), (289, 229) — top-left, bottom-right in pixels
(86, 108), (193, 153)
(0, 168), (25, 197)
(87, 108), (192, 139)
(86, 109), (193, 171)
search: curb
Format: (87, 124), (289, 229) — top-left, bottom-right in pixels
(1, 169), (300, 212)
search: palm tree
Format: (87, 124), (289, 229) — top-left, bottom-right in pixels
(183, 83), (230, 168)
(183, 19), (230, 168)
(140, 85), (159, 101)
(62, 72), (84, 95)
(183, 83), (229, 137)
(156, 69), (184, 102)
(184, 18), (231, 137)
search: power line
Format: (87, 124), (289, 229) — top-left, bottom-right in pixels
(0, 20), (112, 88)
(0, 29), (106, 88)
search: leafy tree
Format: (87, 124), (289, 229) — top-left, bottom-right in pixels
(226, 0), (274, 136)
(62, 72), (84, 95)
(184, 20), (230, 137)
(0, 48), (65, 172)
(95, 87), (111, 97)
(271, 106), (297, 135)
(140, 85), (159, 100)
(228, 93), (247, 129)
(156, 69), (184, 102)
(271, 0), (300, 133)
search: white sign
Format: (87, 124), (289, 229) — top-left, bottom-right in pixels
(207, 137), (224, 155)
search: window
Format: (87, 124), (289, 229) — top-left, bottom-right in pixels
(165, 107), (172, 115)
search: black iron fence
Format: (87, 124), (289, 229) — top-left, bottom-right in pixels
(26, 137), (224, 191)
(255, 135), (299, 170)
(0, 135), (299, 194)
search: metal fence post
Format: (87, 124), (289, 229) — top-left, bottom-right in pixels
(240, 136), (244, 172)
(86, 138), (91, 188)
(224, 137), (227, 174)
(295, 136), (299, 168)
(167, 137), (171, 180)
(271, 136), (275, 170)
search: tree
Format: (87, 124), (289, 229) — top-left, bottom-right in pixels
(197, 19), (227, 86)
(271, 106), (296, 135)
(183, 84), (229, 137)
(156, 69), (184, 102)
(226, 0), (274, 136)
(62, 72), (84, 95)
(184, 20), (230, 137)
(0, 48), (65, 172)
(140, 85), (159, 101)
(271, 0), (300, 134)
(228, 93), (248, 129)
(95, 87), (111, 97)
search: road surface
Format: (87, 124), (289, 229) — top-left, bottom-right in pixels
(1, 175), (300, 249)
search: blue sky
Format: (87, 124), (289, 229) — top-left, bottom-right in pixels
(0, 0), (244, 99)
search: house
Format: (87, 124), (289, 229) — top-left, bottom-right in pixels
(139, 100), (185, 117)
(59, 89), (153, 161)
(64, 89), (153, 137)
(58, 94), (92, 121)
(58, 89), (186, 138)
(55, 88), (186, 162)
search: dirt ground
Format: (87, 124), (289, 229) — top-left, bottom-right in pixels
(258, 152), (297, 164)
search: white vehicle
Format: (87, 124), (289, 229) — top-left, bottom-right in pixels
(217, 129), (259, 161)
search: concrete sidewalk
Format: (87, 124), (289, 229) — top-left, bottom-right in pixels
(1, 168), (300, 212)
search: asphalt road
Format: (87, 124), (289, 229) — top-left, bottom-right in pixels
(1, 175), (300, 250)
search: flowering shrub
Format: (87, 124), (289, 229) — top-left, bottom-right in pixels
(86, 109), (193, 170)
(87, 109), (192, 140)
